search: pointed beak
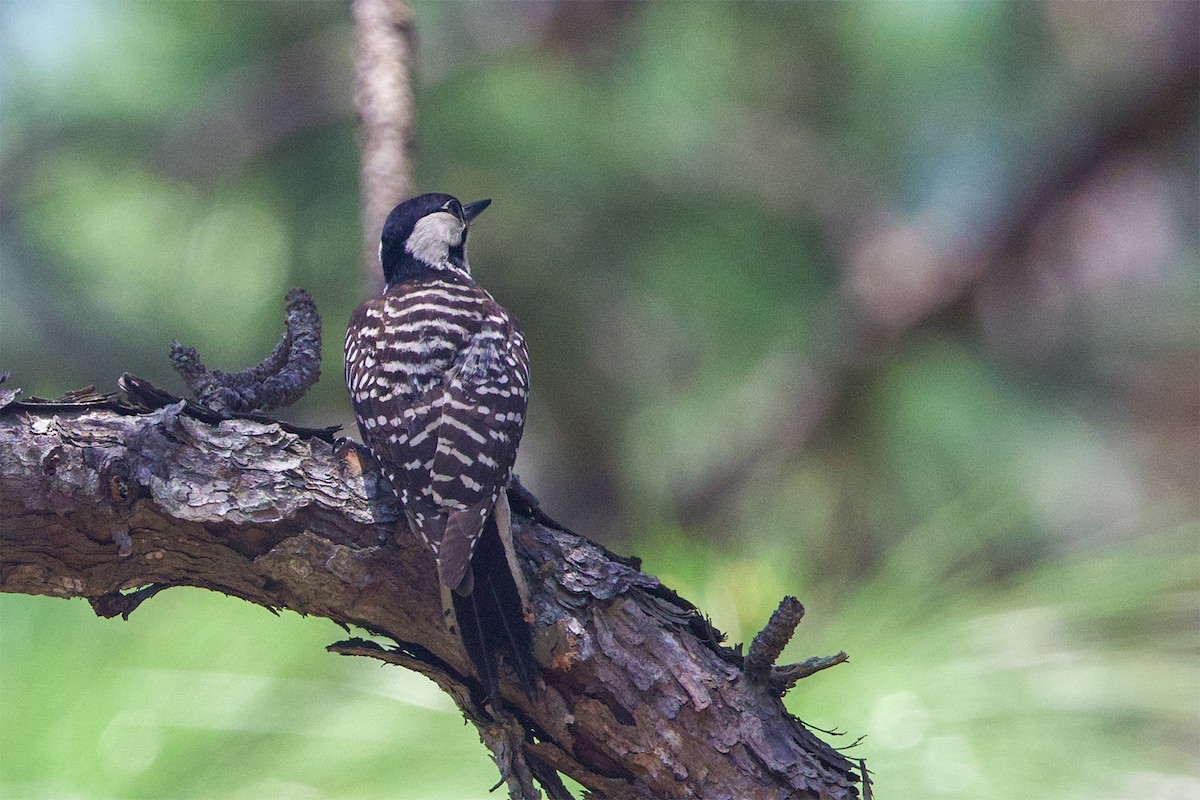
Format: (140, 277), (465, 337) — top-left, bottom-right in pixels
(462, 198), (491, 222)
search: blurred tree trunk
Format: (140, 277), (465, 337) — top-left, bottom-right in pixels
(353, 0), (416, 293)
(0, 394), (864, 800)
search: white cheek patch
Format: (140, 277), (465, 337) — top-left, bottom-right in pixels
(406, 212), (465, 266)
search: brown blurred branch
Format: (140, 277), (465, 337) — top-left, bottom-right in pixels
(158, 29), (353, 180)
(353, 0), (416, 291)
(928, 1), (1200, 329)
(0, 387), (863, 800)
(678, 4), (1200, 526)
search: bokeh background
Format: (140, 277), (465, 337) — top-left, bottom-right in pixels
(2, 1), (1197, 798)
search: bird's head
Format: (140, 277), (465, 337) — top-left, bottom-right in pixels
(379, 193), (491, 287)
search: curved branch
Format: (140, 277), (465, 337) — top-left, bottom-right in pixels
(0, 386), (862, 800)
(169, 287), (322, 413)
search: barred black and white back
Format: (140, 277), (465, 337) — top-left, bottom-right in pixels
(345, 278), (529, 590)
(344, 193), (536, 703)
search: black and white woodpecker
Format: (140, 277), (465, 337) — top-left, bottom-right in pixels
(344, 193), (537, 705)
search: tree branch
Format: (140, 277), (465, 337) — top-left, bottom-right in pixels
(0, 382), (863, 800)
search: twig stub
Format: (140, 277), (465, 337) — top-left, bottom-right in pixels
(745, 595), (806, 680)
(769, 651), (850, 694)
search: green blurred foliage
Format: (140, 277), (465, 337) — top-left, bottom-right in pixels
(1, 589), (502, 800)
(1, 1), (1197, 798)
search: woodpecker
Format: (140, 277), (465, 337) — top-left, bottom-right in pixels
(345, 193), (536, 704)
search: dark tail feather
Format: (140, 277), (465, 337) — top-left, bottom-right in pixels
(455, 574), (502, 707)
(451, 513), (537, 706)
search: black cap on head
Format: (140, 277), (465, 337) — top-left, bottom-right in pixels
(379, 193), (491, 286)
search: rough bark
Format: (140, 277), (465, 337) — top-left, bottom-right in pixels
(0, 384), (862, 800)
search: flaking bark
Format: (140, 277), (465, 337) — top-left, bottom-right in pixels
(0, 386), (862, 800)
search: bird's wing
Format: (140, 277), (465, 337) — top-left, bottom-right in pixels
(423, 316), (529, 590)
(344, 295), (451, 549)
